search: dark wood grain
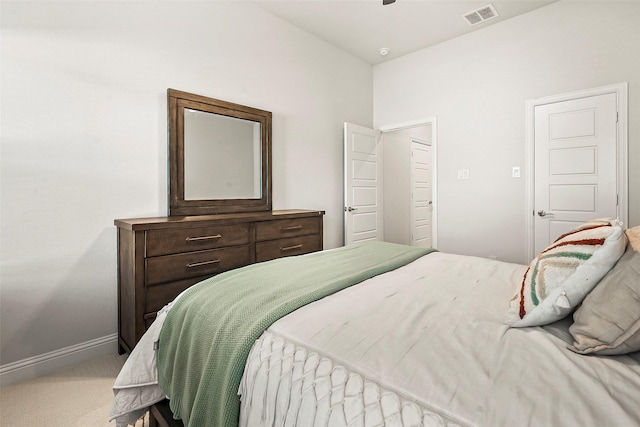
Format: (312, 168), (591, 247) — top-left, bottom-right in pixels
(256, 234), (322, 262)
(115, 210), (324, 353)
(168, 89), (272, 216)
(255, 216), (322, 241)
(145, 245), (250, 286)
(146, 223), (250, 257)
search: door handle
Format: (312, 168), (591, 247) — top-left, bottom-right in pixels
(185, 234), (222, 242)
(345, 207), (358, 212)
(537, 210), (553, 217)
(186, 259), (221, 268)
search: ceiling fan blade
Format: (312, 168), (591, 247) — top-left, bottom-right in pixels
(383, 0), (396, 4)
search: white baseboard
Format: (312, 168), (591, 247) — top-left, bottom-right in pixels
(0, 334), (119, 387)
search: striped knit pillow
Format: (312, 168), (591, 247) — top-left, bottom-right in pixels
(505, 219), (627, 328)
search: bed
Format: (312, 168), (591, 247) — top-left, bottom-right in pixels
(110, 219), (640, 427)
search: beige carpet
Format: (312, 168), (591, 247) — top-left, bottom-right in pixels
(0, 353), (148, 427)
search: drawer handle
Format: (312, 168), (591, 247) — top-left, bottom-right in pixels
(186, 234), (222, 242)
(281, 244), (303, 252)
(281, 225), (302, 232)
(186, 259), (221, 268)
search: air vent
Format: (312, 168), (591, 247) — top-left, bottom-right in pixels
(462, 4), (499, 26)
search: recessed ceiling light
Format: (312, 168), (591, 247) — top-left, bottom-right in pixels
(379, 47), (390, 56)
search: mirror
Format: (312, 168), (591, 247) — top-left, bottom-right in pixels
(168, 89), (271, 216)
(184, 109), (261, 200)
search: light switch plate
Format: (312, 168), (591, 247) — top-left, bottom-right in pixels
(512, 166), (520, 178)
(458, 169), (469, 180)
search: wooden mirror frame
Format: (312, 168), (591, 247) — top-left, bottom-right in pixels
(168, 89), (272, 216)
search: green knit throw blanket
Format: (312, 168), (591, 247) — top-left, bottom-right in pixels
(157, 241), (435, 426)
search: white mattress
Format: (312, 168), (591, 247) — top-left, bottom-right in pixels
(238, 252), (640, 426)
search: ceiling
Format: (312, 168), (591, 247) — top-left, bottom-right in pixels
(255, 0), (557, 65)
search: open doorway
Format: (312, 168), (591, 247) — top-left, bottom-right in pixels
(343, 118), (437, 247)
(383, 123), (436, 248)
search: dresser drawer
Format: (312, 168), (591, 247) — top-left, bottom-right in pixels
(116, 209), (324, 353)
(145, 277), (204, 316)
(146, 224), (250, 257)
(255, 217), (321, 241)
(256, 234), (321, 262)
(145, 245), (250, 286)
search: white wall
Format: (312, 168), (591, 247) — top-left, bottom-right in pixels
(374, 1), (640, 264)
(0, 1), (372, 370)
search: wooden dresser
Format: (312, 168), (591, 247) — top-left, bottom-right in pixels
(115, 209), (324, 354)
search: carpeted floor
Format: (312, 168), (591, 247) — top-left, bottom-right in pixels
(0, 353), (148, 427)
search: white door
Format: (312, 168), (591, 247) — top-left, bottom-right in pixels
(344, 122), (383, 245)
(534, 93), (618, 253)
(410, 139), (433, 247)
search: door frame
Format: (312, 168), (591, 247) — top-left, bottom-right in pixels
(525, 82), (628, 260)
(379, 117), (438, 248)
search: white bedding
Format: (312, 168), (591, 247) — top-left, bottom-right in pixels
(112, 251), (640, 427)
(238, 252), (640, 426)
(110, 303), (172, 427)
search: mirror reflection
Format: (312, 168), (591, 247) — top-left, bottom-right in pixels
(184, 109), (262, 200)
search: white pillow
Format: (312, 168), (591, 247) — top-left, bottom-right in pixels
(568, 241), (640, 355)
(505, 219), (627, 328)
